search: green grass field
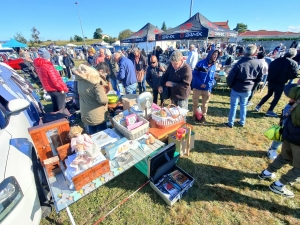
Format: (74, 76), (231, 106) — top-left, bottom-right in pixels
(39, 66), (300, 225)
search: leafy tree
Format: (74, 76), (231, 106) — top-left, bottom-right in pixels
(161, 22), (167, 31)
(13, 32), (27, 44)
(70, 37), (74, 42)
(93, 28), (103, 39)
(104, 37), (117, 45)
(233, 23), (248, 33)
(118, 29), (134, 40)
(31, 27), (40, 43)
(74, 35), (83, 42)
(29, 39), (36, 47)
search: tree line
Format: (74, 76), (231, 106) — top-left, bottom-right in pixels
(13, 22), (254, 46)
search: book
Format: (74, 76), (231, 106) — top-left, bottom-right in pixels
(169, 170), (190, 188)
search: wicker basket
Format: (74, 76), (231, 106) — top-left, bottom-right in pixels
(152, 104), (185, 129)
(112, 115), (149, 140)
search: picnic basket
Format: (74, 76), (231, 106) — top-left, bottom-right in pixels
(112, 115), (149, 140)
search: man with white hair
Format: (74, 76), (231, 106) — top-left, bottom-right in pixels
(255, 48), (299, 117)
(105, 49), (119, 93)
(225, 44), (263, 128)
(186, 44), (199, 70)
(158, 50), (192, 109)
(113, 52), (137, 94)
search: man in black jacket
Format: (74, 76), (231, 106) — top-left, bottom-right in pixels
(255, 48), (299, 117)
(225, 44), (263, 128)
(146, 55), (166, 105)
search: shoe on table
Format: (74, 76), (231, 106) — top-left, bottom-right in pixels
(266, 111), (278, 117)
(224, 122), (233, 128)
(267, 149), (278, 160)
(254, 105), (261, 112)
(269, 182), (295, 198)
(200, 116), (206, 124)
(258, 170), (276, 180)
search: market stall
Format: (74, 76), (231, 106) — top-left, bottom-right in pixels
(155, 12), (238, 48)
(120, 23), (164, 53)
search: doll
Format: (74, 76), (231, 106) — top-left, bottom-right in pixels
(70, 143), (94, 171)
(69, 125), (99, 157)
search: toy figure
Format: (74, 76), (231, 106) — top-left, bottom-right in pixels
(176, 128), (186, 140)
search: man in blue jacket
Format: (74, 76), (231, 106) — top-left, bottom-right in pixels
(191, 47), (219, 123)
(113, 52), (137, 94)
(225, 44), (263, 128)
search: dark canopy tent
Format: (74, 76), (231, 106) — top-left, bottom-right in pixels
(155, 12), (238, 41)
(121, 23), (163, 43)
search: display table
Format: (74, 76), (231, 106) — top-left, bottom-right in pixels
(149, 118), (185, 142)
(45, 133), (165, 212)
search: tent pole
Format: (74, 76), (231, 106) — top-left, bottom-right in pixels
(187, 0), (193, 48)
(205, 37), (208, 52)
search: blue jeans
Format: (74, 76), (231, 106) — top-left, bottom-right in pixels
(110, 78), (119, 93)
(85, 122), (107, 135)
(138, 76), (146, 94)
(125, 83), (137, 94)
(228, 89), (251, 126)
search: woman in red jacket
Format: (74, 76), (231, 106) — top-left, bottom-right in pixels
(34, 48), (68, 112)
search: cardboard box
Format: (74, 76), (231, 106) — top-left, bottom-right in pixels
(103, 137), (129, 160)
(122, 94), (138, 110)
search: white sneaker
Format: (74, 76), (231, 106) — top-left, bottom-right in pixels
(267, 149), (278, 160)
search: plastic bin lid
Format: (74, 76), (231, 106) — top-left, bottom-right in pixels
(147, 143), (178, 181)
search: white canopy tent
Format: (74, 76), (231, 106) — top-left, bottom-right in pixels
(66, 43), (77, 47)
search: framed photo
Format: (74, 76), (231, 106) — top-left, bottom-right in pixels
(125, 114), (138, 126)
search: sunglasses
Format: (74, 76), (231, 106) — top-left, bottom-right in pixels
(150, 61), (157, 64)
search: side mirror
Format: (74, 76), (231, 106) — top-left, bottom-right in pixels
(6, 99), (30, 117)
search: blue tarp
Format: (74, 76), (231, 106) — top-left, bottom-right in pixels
(2, 39), (27, 48)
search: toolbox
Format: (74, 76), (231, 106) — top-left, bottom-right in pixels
(147, 143), (194, 206)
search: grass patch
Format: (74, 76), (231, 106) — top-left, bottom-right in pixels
(40, 85), (300, 225)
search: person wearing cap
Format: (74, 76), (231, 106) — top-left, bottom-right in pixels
(34, 48), (68, 112)
(104, 48), (119, 93)
(255, 48), (299, 117)
(186, 44), (199, 70)
(191, 47), (219, 123)
(158, 50), (192, 109)
(225, 44), (263, 128)
(258, 83), (300, 198)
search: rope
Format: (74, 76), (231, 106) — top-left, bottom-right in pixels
(93, 180), (150, 225)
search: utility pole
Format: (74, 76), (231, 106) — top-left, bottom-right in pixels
(75, 2), (87, 47)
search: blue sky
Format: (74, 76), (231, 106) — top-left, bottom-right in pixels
(1, 0), (299, 41)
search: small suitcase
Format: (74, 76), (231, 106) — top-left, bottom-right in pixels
(147, 143), (194, 206)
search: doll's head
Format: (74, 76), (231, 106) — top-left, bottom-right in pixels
(69, 125), (83, 138)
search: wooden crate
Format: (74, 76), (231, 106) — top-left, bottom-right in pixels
(29, 119), (110, 191)
(28, 119), (70, 163)
(57, 142), (110, 191)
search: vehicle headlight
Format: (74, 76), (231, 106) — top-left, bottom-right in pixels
(0, 177), (23, 222)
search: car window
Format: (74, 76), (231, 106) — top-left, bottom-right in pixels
(0, 98), (8, 129)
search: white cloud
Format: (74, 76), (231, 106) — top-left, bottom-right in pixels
(287, 25), (300, 33)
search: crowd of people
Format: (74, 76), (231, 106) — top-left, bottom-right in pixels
(6, 40), (300, 198)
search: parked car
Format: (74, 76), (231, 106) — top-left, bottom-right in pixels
(0, 47), (14, 54)
(179, 49), (189, 62)
(0, 53), (24, 70)
(0, 64), (52, 224)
